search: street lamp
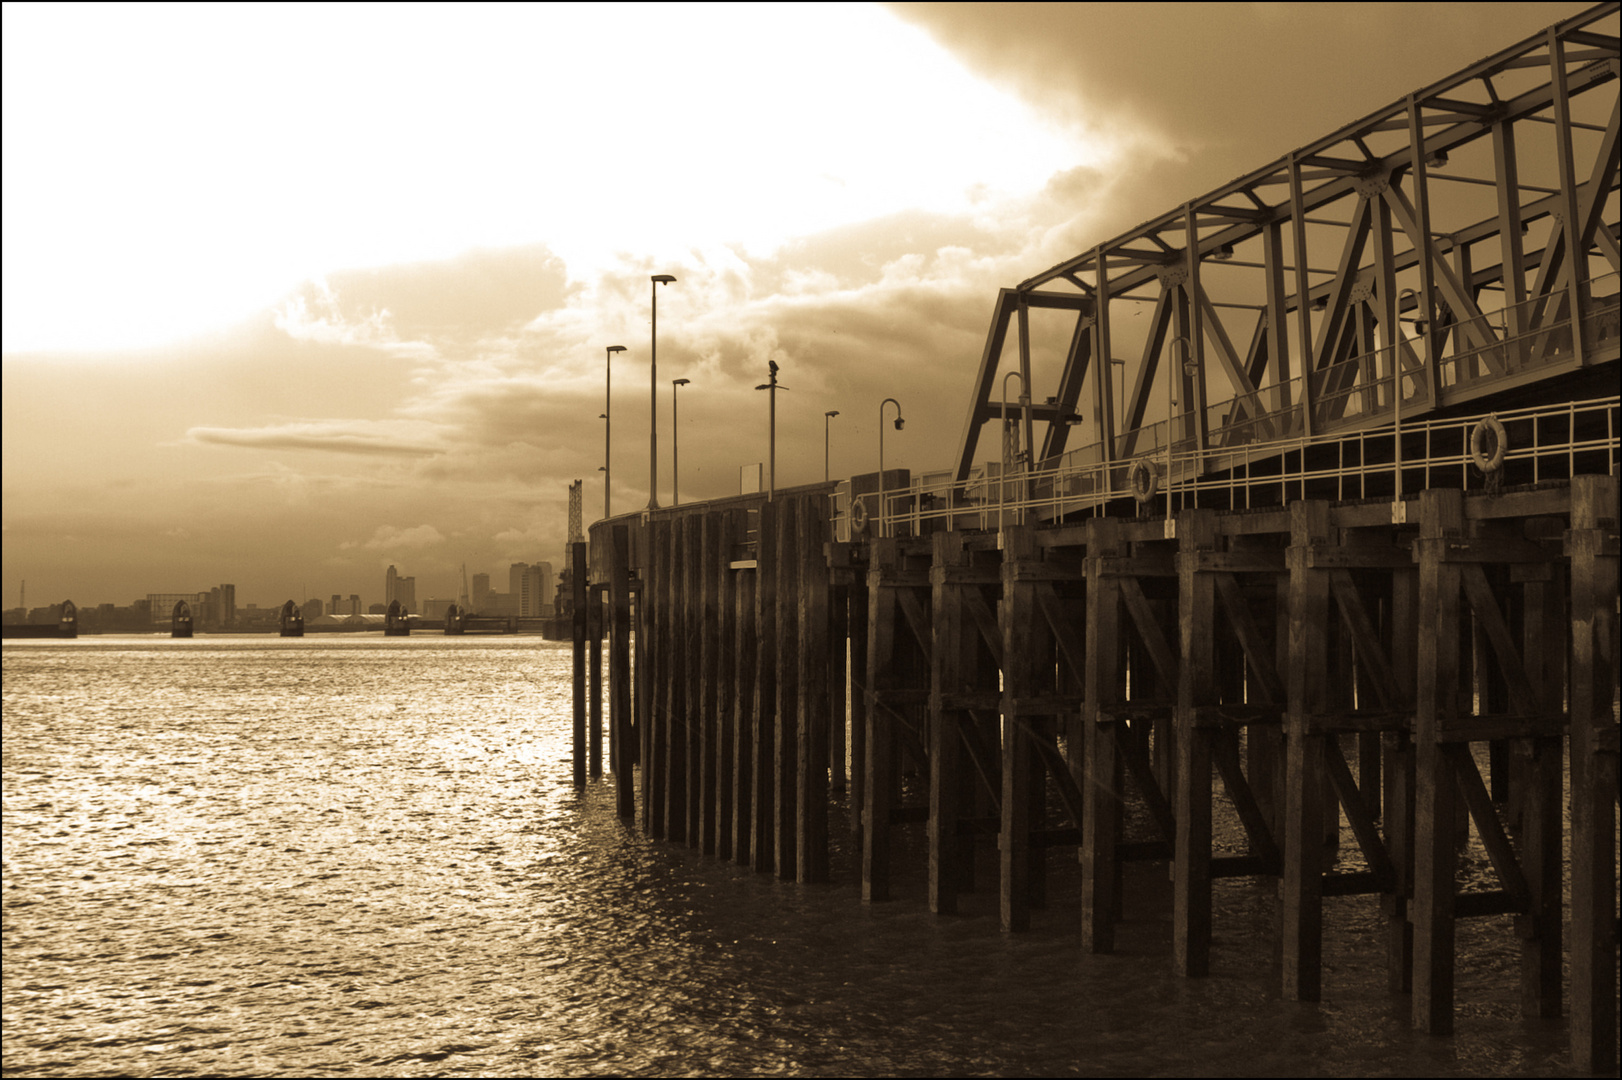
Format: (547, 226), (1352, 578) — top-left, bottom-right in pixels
(824, 410), (840, 482)
(604, 345), (625, 518)
(999, 371), (1025, 535)
(671, 378), (690, 505)
(754, 361), (789, 501)
(649, 275), (677, 510)
(879, 397), (904, 536)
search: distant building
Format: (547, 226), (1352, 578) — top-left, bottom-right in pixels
(304, 597), (324, 619)
(348, 594), (361, 615)
(385, 566), (417, 614)
(420, 597), (456, 621)
(472, 573), (491, 611)
(511, 561), (555, 617)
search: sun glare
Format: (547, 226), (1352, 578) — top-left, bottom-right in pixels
(2, 4), (1108, 356)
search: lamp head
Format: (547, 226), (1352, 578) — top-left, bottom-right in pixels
(673, 378), (689, 387)
(607, 345), (626, 355)
(652, 274), (676, 285)
(894, 417), (905, 430)
(826, 410), (839, 419)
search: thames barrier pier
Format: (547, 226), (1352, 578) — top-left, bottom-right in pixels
(572, 7), (1620, 1072)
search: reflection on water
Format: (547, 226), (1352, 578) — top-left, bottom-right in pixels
(3, 637), (1576, 1076)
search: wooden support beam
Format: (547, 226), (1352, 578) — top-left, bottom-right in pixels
(1414, 488), (1466, 1035)
(1175, 508), (1219, 977)
(798, 495), (831, 884)
(752, 502), (778, 872)
(666, 518), (690, 844)
(648, 520), (669, 839)
(1001, 526), (1040, 931)
(1283, 499), (1333, 1001)
(775, 497), (801, 879)
(849, 568), (870, 843)
(929, 530), (969, 914)
(732, 535), (757, 866)
(1568, 473), (1620, 1074)
(572, 540), (588, 788)
(684, 513), (703, 848)
(610, 524), (635, 820)
(863, 537), (900, 902)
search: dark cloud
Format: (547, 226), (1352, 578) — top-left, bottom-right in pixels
(187, 422), (443, 457)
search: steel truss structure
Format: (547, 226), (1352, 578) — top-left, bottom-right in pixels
(953, 3), (1621, 505)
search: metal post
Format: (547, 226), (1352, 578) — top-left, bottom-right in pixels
(604, 345), (624, 518)
(824, 410), (839, 483)
(649, 275), (676, 509)
(672, 377), (689, 505)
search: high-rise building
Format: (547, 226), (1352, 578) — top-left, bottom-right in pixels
(396, 576), (416, 614)
(508, 562), (529, 602)
(472, 573), (491, 612)
(386, 565), (399, 605)
(331, 594), (342, 617)
(304, 597), (324, 619)
(348, 594), (361, 616)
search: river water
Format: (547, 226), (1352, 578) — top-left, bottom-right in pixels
(2, 636), (1580, 1076)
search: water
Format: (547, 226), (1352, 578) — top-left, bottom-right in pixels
(3, 636), (1579, 1076)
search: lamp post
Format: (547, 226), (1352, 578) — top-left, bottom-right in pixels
(1110, 357), (1126, 449)
(999, 370), (1025, 534)
(824, 410), (839, 482)
(879, 397), (904, 536)
(603, 345), (625, 518)
(671, 378), (690, 505)
(754, 361), (788, 501)
(649, 274), (677, 510)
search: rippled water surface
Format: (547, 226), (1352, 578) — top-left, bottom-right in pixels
(3, 636), (1581, 1076)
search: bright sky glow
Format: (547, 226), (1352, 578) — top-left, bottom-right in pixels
(2, 3), (1109, 355)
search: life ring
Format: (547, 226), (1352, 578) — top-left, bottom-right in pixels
(1469, 415), (1507, 473)
(850, 497), (870, 535)
(1129, 459), (1158, 503)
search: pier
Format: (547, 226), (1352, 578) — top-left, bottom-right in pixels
(571, 7), (1620, 1072)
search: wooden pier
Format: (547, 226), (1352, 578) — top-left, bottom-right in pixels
(573, 473), (1618, 1069)
(568, 7), (1618, 1070)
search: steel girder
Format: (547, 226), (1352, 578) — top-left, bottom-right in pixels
(954, 2), (1620, 485)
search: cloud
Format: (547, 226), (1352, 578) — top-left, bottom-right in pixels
(186, 420), (445, 457)
(357, 524), (446, 552)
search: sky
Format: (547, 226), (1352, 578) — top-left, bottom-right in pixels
(2, 2), (1593, 610)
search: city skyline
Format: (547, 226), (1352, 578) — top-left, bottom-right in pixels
(2, 3), (1587, 606)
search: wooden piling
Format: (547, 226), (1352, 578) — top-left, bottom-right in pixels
(752, 500), (778, 874)
(571, 540), (587, 788)
(863, 536), (899, 902)
(610, 524), (634, 820)
(798, 494), (831, 883)
(589, 583), (603, 778)
(1081, 516), (1123, 952)
(775, 496), (801, 879)
(732, 522), (758, 866)
(1282, 500), (1332, 1000)
(1568, 473), (1619, 1074)
(683, 513), (703, 848)
(1174, 508), (1218, 977)
(1413, 488), (1464, 1035)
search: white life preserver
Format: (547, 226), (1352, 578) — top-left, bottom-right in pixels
(849, 496), (870, 536)
(1129, 459), (1159, 503)
(1469, 415), (1507, 473)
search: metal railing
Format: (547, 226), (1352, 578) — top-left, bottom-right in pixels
(848, 275), (1619, 538)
